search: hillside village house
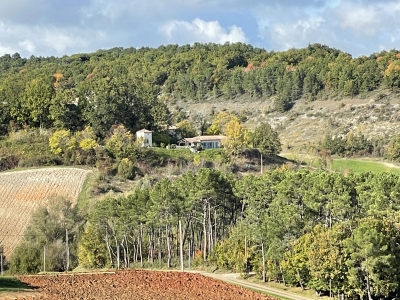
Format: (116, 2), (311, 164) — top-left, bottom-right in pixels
(136, 129), (152, 147)
(177, 135), (225, 149)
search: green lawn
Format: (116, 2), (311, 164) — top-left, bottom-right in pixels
(0, 276), (31, 293)
(331, 159), (400, 174)
(282, 153), (400, 174)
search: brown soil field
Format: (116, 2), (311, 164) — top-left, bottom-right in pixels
(11, 270), (276, 300)
(0, 168), (91, 258)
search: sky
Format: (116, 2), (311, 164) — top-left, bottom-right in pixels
(0, 0), (399, 58)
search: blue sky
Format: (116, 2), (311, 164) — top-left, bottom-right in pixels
(0, 0), (399, 58)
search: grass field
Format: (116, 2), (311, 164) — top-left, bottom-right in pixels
(331, 159), (400, 174)
(282, 153), (400, 174)
(0, 277), (31, 293)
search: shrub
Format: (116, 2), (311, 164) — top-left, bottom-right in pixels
(117, 158), (135, 181)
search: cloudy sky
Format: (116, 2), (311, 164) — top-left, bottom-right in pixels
(0, 0), (399, 58)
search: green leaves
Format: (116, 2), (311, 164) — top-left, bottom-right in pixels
(344, 217), (400, 298)
(252, 122), (281, 156)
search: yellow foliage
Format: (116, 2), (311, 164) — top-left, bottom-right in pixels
(206, 112), (239, 135)
(79, 138), (98, 151)
(49, 129), (71, 155)
(193, 154), (202, 166)
(222, 119), (248, 156)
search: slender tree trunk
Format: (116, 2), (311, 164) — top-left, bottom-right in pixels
(139, 224), (143, 268)
(203, 201), (207, 261)
(297, 269), (304, 290)
(182, 214), (192, 247)
(105, 225), (113, 267)
(208, 203), (213, 253)
(179, 220), (184, 271)
(188, 239), (191, 270)
(158, 227), (162, 265)
(117, 244), (120, 270)
(66, 229), (69, 272)
(133, 243), (137, 263)
(261, 241), (266, 283)
(279, 261), (286, 286)
(366, 272), (372, 300)
(123, 233), (128, 268)
(166, 225), (172, 268)
(149, 229), (154, 265)
(214, 211), (217, 247)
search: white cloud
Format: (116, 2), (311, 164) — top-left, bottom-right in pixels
(267, 17), (325, 49)
(160, 18), (247, 44)
(18, 40), (36, 53)
(0, 21), (95, 56)
(335, 2), (380, 35)
(41, 29), (88, 54)
(81, 0), (128, 20)
(0, 43), (15, 55)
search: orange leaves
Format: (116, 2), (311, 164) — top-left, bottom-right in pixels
(53, 73), (63, 87)
(245, 62), (255, 72)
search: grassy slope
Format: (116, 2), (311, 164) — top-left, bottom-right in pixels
(331, 158), (400, 174)
(283, 153), (400, 174)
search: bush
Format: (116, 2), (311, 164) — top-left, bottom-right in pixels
(0, 155), (20, 171)
(117, 158), (135, 181)
(17, 154), (61, 168)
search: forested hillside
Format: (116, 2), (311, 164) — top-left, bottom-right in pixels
(1, 43), (400, 137)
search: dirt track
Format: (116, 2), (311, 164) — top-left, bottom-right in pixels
(201, 273), (312, 300)
(6, 270), (277, 300)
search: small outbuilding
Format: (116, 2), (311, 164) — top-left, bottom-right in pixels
(136, 129), (152, 147)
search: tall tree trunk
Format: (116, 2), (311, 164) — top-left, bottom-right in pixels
(261, 241), (266, 283)
(297, 269), (304, 290)
(105, 225), (113, 267)
(279, 261), (286, 286)
(158, 227), (162, 265)
(203, 201), (207, 261)
(179, 220), (184, 271)
(182, 217), (191, 247)
(214, 211), (217, 247)
(123, 233), (129, 268)
(166, 225), (172, 268)
(121, 242), (127, 268)
(366, 272), (373, 300)
(139, 224), (143, 268)
(208, 203), (213, 253)
(149, 229), (154, 265)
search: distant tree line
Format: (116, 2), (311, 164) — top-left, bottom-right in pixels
(1, 43), (400, 136)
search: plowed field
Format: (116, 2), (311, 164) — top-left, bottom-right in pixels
(13, 270), (276, 300)
(0, 168), (91, 258)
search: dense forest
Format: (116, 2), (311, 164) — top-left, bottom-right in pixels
(1, 42), (400, 137)
(9, 168), (400, 299)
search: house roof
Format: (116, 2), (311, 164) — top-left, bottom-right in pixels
(136, 129), (152, 133)
(168, 125), (178, 130)
(179, 135), (225, 143)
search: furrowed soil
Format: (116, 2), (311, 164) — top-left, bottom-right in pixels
(11, 270), (276, 300)
(0, 167), (91, 258)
